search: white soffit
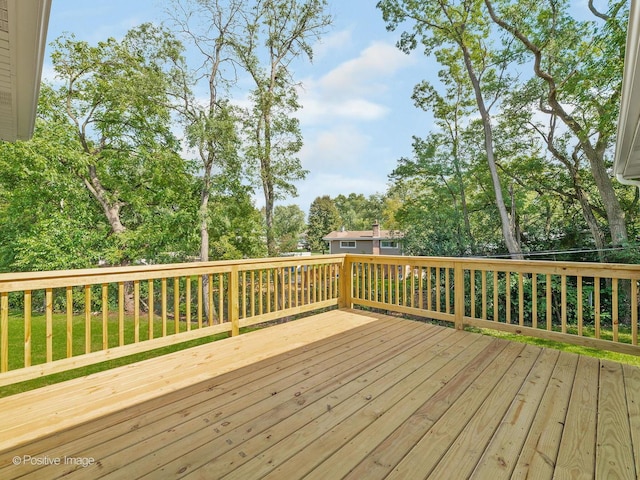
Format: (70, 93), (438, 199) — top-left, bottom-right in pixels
(0, 0), (51, 142)
(614, 0), (640, 183)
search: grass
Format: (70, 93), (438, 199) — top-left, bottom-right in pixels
(0, 310), (263, 398)
(468, 326), (640, 367)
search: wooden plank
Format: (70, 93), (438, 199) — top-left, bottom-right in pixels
(394, 344), (542, 479)
(623, 363), (640, 478)
(470, 348), (560, 478)
(75, 317), (448, 479)
(6, 314), (419, 479)
(512, 351), (578, 479)
(189, 329), (472, 480)
(342, 339), (519, 480)
(313, 337), (510, 480)
(0, 310), (384, 450)
(596, 360), (635, 479)
(0, 314), (406, 476)
(554, 355), (599, 479)
(384, 342), (536, 480)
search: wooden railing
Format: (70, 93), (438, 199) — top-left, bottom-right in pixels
(0, 256), (344, 385)
(346, 254), (640, 356)
(1, 253), (639, 386)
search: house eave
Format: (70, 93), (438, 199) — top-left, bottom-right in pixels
(0, 0), (52, 142)
(614, 0), (640, 184)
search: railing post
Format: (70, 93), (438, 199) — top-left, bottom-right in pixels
(339, 255), (353, 309)
(454, 262), (464, 330)
(229, 266), (240, 337)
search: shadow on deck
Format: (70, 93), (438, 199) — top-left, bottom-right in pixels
(0, 308), (638, 479)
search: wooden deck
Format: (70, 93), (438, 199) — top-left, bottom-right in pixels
(0, 308), (638, 479)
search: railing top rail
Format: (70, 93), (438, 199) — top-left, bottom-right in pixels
(345, 254), (640, 278)
(0, 255), (347, 293)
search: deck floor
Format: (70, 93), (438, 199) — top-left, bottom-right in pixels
(0, 308), (639, 479)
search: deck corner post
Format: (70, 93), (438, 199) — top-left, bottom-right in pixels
(229, 266), (240, 337)
(339, 255), (353, 309)
(454, 262), (464, 330)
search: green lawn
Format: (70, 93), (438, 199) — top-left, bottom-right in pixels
(0, 311), (245, 398)
(469, 325), (640, 367)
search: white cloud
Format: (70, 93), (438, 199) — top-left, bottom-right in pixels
(300, 125), (372, 169)
(296, 41), (415, 125)
(318, 41), (416, 97)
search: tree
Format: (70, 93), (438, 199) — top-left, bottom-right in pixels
(234, 0), (332, 256)
(48, 25), (191, 266)
(166, 0), (246, 264)
(273, 204), (307, 252)
(483, 0), (630, 249)
(333, 193), (386, 231)
(378, 0), (524, 258)
(307, 196), (340, 253)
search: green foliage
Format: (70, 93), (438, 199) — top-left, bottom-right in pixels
(307, 196), (341, 253)
(273, 205), (307, 253)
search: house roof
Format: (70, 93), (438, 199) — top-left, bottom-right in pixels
(614, 0), (640, 184)
(323, 229), (403, 242)
(0, 0), (52, 142)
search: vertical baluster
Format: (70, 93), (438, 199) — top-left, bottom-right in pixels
(148, 280), (155, 340)
(612, 277), (619, 343)
(427, 267), (432, 311)
(445, 268), (450, 314)
(258, 270), (264, 314)
(266, 269), (271, 314)
(85, 285), (91, 353)
(218, 273), (224, 322)
(251, 270), (256, 316)
(118, 282), (124, 346)
(594, 277), (600, 339)
(162, 278), (168, 336)
(546, 274), (552, 331)
(577, 276), (583, 336)
(25, 290), (32, 367)
(561, 275), (567, 334)
(410, 265), (416, 308)
(66, 287), (72, 358)
(436, 267), (441, 313)
(102, 284), (109, 349)
(46, 288), (53, 362)
(531, 273), (537, 329)
(134, 280), (140, 342)
(185, 277), (191, 331)
(632, 278), (638, 346)
(470, 270), (476, 319)
(197, 276), (202, 329)
(1, 292), (9, 372)
(208, 274), (214, 326)
(482, 270), (487, 320)
(174, 277), (180, 334)
(505, 272), (511, 325)
(518, 273), (524, 327)
(493, 271), (499, 322)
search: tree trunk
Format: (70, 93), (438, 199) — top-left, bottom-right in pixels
(460, 44), (523, 259)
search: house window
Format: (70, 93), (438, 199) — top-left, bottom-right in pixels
(381, 240), (398, 248)
(340, 241), (356, 248)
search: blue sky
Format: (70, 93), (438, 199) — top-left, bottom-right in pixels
(43, 1), (433, 215)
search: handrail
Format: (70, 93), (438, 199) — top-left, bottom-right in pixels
(346, 254), (640, 357)
(0, 255), (345, 385)
(0, 253), (639, 387)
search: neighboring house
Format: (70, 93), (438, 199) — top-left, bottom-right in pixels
(323, 222), (403, 255)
